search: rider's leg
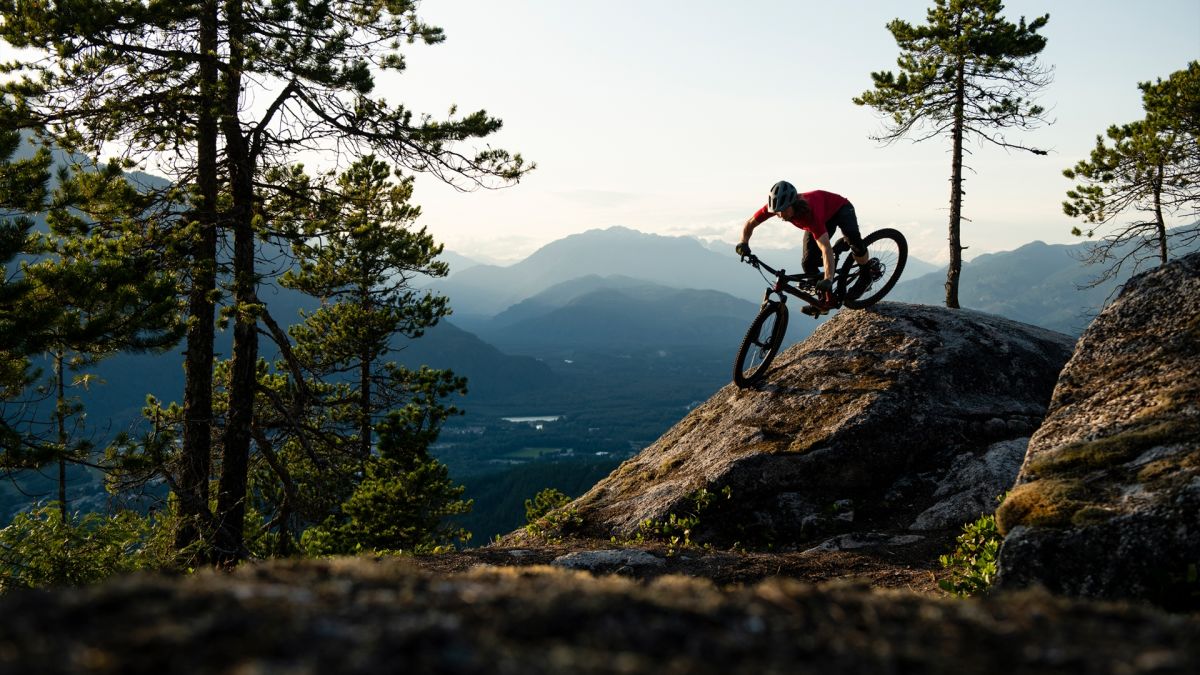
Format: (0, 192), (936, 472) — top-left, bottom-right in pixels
(828, 203), (869, 264)
(800, 231), (822, 278)
(800, 230), (835, 314)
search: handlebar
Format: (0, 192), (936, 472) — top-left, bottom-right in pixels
(739, 253), (782, 278)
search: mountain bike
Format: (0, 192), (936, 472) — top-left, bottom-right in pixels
(732, 228), (907, 388)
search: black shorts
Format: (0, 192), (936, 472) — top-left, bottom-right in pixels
(802, 203), (866, 274)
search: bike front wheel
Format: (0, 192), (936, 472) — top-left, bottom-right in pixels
(838, 228), (908, 309)
(733, 301), (789, 388)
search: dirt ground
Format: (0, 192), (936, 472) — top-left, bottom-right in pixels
(408, 529), (959, 594)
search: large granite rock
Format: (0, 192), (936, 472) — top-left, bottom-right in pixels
(0, 558), (1195, 674)
(996, 252), (1200, 608)
(560, 303), (1075, 548)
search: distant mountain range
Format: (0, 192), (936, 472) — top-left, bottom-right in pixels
(889, 231), (1200, 335)
(25, 211), (1199, 434)
(411, 225), (1200, 388)
(429, 227), (764, 319)
(471, 275), (762, 355)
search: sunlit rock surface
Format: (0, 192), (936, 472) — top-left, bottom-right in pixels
(996, 252), (1200, 609)
(566, 302), (1075, 549)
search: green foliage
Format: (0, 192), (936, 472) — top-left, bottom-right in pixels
(524, 507), (583, 545)
(523, 488), (582, 544)
(300, 411), (472, 556)
(1062, 61), (1199, 285)
(0, 118), (183, 485)
(1141, 61), (1200, 165)
(0, 125), (53, 454)
(0, 504), (175, 593)
(621, 486), (731, 556)
(524, 488), (571, 524)
(939, 502), (1004, 597)
(631, 512), (700, 556)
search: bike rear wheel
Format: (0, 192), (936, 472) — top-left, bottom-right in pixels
(837, 228), (907, 309)
(733, 301), (788, 388)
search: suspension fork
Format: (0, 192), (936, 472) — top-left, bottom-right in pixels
(762, 285), (787, 309)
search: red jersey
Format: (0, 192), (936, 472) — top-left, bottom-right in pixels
(751, 190), (850, 239)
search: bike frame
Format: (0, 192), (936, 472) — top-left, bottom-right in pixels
(742, 250), (848, 309)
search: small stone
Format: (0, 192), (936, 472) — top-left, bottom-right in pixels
(551, 549), (665, 574)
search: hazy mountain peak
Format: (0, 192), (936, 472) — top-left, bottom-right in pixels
(434, 226), (757, 316)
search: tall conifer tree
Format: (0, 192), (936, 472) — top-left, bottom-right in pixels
(854, 0), (1052, 308)
(248, 156), (467, 554)
(1063, 62), (1200, 285)
(1, 0), (529, 564)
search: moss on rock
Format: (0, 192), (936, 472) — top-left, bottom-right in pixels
(1027, 420), (1199, 479)
(996, 479), (1088, 533)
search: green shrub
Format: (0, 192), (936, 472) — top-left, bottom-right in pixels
(631, 512), (699, 556)
(523, 489), (582, 543)
(300, 454), (472, 556)
(621, 486), (732, 556)
(939, 512), (1001, 598)
(0, 504), (174, 593)
(524, 488), (571, 524)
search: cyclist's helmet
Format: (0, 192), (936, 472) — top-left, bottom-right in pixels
(767, 180), (798, 213)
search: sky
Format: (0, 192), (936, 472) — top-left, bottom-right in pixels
(376, 0), (1200, 265)
(1, 1), (1196, 266)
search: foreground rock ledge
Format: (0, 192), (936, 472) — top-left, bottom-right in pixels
(0, 558), (1195, 674)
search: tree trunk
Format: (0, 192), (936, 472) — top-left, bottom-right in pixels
(177, 0), (220, 559)
(215, 0), (256, 567)
(1153, 159), (1168, 264)
(55, 350), (67, 522)
(360, 356), (372, 463)
(359, 270), (372, 463)
(946, 58), (966, 310)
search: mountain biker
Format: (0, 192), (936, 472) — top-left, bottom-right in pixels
(735, 181), (872, 317)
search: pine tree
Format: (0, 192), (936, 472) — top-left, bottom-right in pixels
(20, 162), (183, 519)
(854, 0), (1052, 308)
(0, 126), (54, 458)
(301, 409), (471, 555)
(250, 157), (468, 554)
(2, 0), (530, 565)
(279, 156), (456, 461)
(1063, 62), (1200, 285)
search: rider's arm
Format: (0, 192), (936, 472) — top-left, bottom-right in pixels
(815, 233), (835, 281)
(740, 216), (759, 247)
(740, 206), (770, 246)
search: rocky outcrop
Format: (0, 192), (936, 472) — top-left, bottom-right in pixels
(0, 557), (1195, 674)
(995, 252), (1200, 608)
(563, 303), (1075, 549)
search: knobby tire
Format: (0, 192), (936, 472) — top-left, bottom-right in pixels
(838, 228), (908, 309)
(733, 301), (788, 388)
